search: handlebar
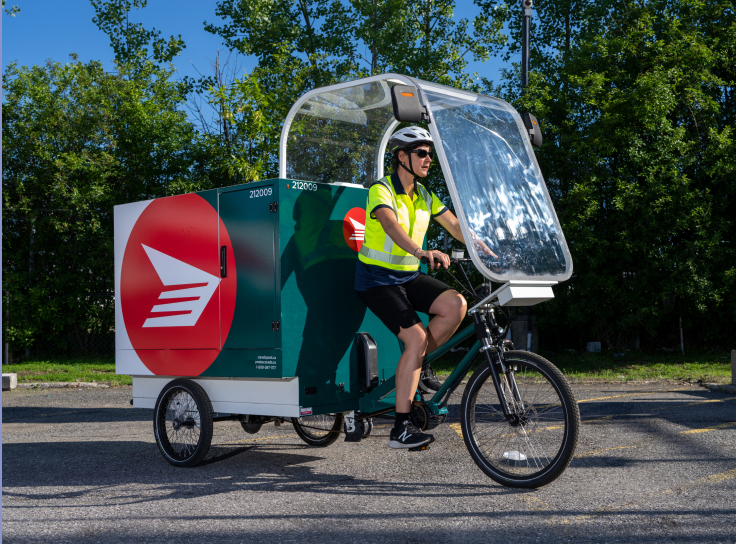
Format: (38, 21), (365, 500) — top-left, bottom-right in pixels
(420, 256), (486, 265)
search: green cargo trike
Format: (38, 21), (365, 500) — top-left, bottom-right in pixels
(115, 73), (580, 489)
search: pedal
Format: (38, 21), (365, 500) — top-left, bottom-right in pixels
(408, 444), (430, 452)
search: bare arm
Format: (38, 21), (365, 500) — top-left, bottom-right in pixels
(435, 210), (465, 243)
(373, 208), (450, 269)
(436, 211), (498, 259)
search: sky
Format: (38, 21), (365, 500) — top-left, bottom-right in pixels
(2, 1), (512, 101)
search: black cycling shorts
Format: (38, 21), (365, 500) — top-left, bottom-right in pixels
(356, 274), (453, 336)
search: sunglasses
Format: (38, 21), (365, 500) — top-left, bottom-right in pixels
(409, 149), (433, 160)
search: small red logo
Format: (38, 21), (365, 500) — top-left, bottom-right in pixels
(120, 193), (237, 376)
(343, 207), (366, 252)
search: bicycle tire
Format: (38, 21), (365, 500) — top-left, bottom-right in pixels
(153, 379), (214, 468)
(460, 351), (579, 488)
(292, 413), (344, 447)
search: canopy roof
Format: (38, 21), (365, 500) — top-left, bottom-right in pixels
(280, 74), (572, 283)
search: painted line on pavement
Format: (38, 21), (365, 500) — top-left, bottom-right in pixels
(577, 388), (689, 404)
(680, 421), (736, 434)
(450, 423), (463, 439)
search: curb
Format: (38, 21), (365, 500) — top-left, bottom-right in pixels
(704, 383), (736, 395)
(3, 373), (18, 391)
(17, 382), (111, 389)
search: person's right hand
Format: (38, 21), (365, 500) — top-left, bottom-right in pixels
(417, 249), (450, 270)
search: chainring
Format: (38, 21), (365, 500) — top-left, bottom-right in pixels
(410, 402), (430, 431)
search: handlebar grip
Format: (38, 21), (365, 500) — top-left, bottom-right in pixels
(420, 256), (429, 264)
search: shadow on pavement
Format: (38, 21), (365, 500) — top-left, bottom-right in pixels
(2, 406), (149, 424)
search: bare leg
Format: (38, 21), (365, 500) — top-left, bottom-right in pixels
(395, 323), (428, 413)
(425, 290), (467, 354)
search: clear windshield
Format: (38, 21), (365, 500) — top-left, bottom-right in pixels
(285, 80), (398, 184)
(419, 84), (572, 282)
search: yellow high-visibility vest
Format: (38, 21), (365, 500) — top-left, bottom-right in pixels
(359, 173), (447, 271)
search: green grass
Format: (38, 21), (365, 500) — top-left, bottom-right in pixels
(432, 349), (732, 384)
(2, 350), (731, 387)
(3, 356), (132, 386)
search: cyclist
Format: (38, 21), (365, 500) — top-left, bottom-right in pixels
(355, 126), (470, 449)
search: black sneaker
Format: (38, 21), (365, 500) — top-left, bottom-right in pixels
(418, 365), (442, 392)
(389, 420), (434, 449)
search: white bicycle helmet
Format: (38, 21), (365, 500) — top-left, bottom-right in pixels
(388, 126), (434, 153)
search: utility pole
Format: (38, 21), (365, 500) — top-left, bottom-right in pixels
(521, 0), (533, 97)
(522, 0), (536, 352)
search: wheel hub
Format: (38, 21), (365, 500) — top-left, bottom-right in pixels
(506, 412), (529, 428)
(172, 417), (195, 430)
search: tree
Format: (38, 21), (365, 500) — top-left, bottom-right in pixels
(2, 58), (221, 353)
(198, 0), (505, 180)
(483, 0), (736, 348)
(90, 0), (185, 73)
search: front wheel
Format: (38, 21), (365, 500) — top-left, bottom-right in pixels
(460, 351), (580, 488)
(153, 379), (214, 467)
(292, 413), (344, 447)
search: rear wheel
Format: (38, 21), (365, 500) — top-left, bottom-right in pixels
(460, 351), (579, 488)
(153, 379), (213, 467)
(292, 413), (344, 447)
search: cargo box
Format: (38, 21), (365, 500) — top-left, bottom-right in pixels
(115, 179), (410, 417)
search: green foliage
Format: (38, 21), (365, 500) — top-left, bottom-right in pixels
(6, 0), (733, 356)
(3, 0), (20, 17)
(91, 0), (185, 71)
(2, 59), (223, 352)
(479, 0), (736, 349)
(201, 0), (506, 179)
(206, 44), (315, 181)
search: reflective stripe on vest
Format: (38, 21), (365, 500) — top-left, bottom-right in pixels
(361, 176), (433, 269)
(359, 245), (420, 266)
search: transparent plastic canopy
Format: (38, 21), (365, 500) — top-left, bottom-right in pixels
(280, 74), (572, 283)
(280, 76), (401, 184)
(418, 82), (572, 282)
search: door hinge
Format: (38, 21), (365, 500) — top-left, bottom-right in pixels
(272, 321), (281, 331)
(270, 202), (279, 213)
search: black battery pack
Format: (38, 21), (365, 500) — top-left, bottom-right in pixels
(355, 332), (379, 393)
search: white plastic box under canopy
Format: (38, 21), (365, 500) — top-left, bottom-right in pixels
(280, 73), (572, 304)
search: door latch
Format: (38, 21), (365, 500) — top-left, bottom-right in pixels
(220, 246), (227, 278)
(269, 202), (279, 213)
(272, 321), (281, 331)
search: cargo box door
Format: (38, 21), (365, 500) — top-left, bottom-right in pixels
(118, 193), (223, 352)
(219, 187), (278, 349)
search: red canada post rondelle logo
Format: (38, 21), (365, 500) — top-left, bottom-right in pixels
(120, 193), (237, 376)
(343, 207), (366, 252)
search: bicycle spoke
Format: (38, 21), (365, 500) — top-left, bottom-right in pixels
(162, 390), (201, 460)
(467, 361), (567, 478)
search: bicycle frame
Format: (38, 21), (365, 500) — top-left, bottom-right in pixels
(357, 325), (481, 417)
(422, 325), (479, 417)
(358, 271), (523, 423)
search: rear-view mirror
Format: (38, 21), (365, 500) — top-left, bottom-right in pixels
(522, 113), (543, 148)
(391, 85), (427, 123)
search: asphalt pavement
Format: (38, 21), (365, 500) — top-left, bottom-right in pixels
(2, 382), (736, 543)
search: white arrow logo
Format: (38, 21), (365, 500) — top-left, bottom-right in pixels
(141, 244), (220, 328)
(348, 217), (365, 241)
